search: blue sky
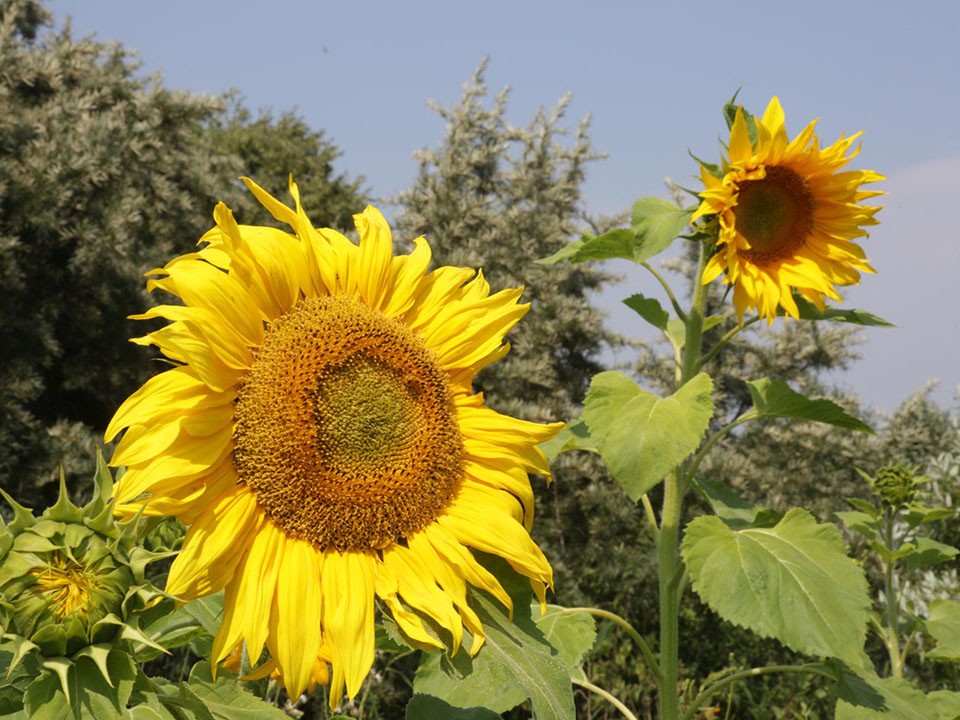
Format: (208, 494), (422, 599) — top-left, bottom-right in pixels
(49, 0), (960, 413)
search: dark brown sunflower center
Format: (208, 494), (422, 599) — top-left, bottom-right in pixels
(735, 165), (814, 264)
(232, 295), (464, 551)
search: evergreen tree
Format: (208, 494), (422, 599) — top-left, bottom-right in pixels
(205, 97), (366, 231)
(0, 0), (366, 505)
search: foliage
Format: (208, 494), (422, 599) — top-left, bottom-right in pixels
(0, 0), (365, 508)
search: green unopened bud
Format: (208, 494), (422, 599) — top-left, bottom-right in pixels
(0, 456), (168, 713)
(870, 465), (923, 508)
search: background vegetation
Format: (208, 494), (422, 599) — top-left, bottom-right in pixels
(1, 2), (957, 718)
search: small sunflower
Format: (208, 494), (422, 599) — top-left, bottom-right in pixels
(693, 96), (884, 322)
(106, 178), (560, 705)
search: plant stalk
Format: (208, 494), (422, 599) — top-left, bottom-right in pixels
(658, 242), (710, 720)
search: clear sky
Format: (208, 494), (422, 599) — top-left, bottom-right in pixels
(48, 0), (960, 414)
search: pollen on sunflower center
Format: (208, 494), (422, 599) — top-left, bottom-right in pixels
(736, 165), (814, 263)
(232, 295), (465, 551)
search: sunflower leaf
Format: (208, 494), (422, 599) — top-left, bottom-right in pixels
(533, 605), (596, 677)
(792, 296), (894, 327)
(413, 558), (575, 719)
(835, 673), (941, 719)
(537, 229), (634, 265)
(582, 372), (713, 501)
(746, 378), (873, 433)
(539, 418), (596, 460)
(682, 510), (871, 666)
(630, 198), (692, 263)
(623, 294), (669, 330)
(179, 662), (289, 719)
(405, 695), (502, 720)
(925, 599), (960, 661)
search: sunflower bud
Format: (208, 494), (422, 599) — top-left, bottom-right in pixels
(0, 455), (167, 715)
(870, 465), (924, 509)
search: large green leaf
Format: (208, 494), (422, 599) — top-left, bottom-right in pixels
(630, 198), (692, 263)
(682, 509), (870, 665)
(582, 372), (713, 501)
(926, 598), (960, 661)
(412, 560), (575, 719)
(746, 378), (872, 433)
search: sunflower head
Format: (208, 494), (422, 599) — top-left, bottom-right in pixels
(0, 457), (168, 714)
(106, 178), (561, 707)
(693, 96), (885, 323)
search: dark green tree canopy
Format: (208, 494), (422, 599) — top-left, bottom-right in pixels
(0, 0), (366, 502)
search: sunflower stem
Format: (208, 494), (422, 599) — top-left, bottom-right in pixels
(557, 607), (661, 684)
(641, 261), (687, 323)
(573, 677), (640, 720)
(883, 506), (904, 678)
(658, 241), (710, 720)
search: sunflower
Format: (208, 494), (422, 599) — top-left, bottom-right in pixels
(693, 96), (884, 323)
(105, 177), (560, 705)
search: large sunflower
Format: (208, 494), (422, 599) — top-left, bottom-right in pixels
(693, 96), (884, 322)
(105, 178), (560, 704)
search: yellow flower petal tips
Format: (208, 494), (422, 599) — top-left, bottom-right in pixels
(106, 177), (560, 706)
(694, 97), (884, 323)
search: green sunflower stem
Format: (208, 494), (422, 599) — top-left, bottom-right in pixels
(658, 241), (710, 720)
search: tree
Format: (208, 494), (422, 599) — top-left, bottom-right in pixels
(0, 0), (366, 505)
(205, 97), (366, 231)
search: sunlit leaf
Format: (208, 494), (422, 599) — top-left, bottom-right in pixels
(539, 419), (596, 461)
(623, 294), (669, 330)
(682, 509), (870, 665)
(747, 378), (872, 433)
(630, 198), (692, 263)
(926, 599), (960, 662)
(583, 372), (713, 501)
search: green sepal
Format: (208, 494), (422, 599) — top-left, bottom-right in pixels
(84, 449), (115, 516)
(46, 470), (84, 524)
(31, 624), (67, 657)
(40, 656), (74, 705)
(2, 633), (39, 679)
(73, 643), (114, 687)
(0, 488), (36, 533)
